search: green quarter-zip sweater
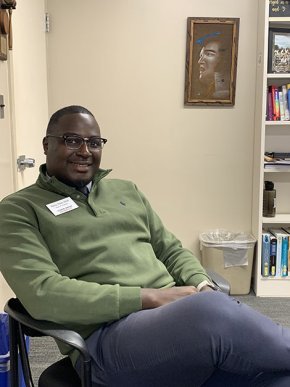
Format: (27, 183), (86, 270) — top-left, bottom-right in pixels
(0, 165), (210, 363)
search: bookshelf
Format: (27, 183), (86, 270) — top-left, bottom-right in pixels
(252, 0), (290, 296)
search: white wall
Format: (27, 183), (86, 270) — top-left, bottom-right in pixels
(45, 0), (258, 256)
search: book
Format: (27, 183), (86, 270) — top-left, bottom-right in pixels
(269, 235), (277, 276)
(282, 84), (290, 120)
(261, 231), (270, 277)
(269, 228), (289, 277)
(278, 89), (285, 121)
(281, 235), (289, 277)
(287, 83), (290, 113)
(270, 85), (278, 121)
(267, 90), (273, 121)
(269, 229), (282, 276)
(274, 85), (280, 121)
(281, 226), (290, 275)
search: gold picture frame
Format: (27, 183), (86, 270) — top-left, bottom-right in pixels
(184, 17), (239, 106)
(0, 10), (8, 61)
(0, 34), (7, 60)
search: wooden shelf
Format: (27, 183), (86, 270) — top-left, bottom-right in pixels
(264, 168), (290, 172)
(269, 16), (290, 22)
(269, 17), (290, 27)
(262, 214), (290, 223)
(255, 276), (290, 297)
(265, 120), (290, 125)
(260, 276), (290, 281)
(267, 73), (290, 78)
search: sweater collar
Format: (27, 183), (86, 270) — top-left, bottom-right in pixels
(37, 164), (112, 195)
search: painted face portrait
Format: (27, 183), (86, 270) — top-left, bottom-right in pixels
(196, 38), (230, 99)
(198, 41), (221, 84)
(185, 18), (239, 105)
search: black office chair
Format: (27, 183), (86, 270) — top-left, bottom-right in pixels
(4, 273), (229, 387)
(4, 298), (92, 387)
(206, 269), (230, 294)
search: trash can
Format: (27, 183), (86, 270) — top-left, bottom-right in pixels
(0, 312), (28, 387)
(200, 229), (256, 295)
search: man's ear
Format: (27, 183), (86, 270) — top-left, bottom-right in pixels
(43, 137), (48, 155)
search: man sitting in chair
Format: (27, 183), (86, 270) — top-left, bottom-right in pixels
(1, 105), (290, 387)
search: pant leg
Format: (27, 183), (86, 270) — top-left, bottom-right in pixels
(77, 291), (290, 386)
(202, 370), (252, 386)
(203, 370), (290, 387)
(252, 372), (290, 387)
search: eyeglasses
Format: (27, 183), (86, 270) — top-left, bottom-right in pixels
(46, 134), (107, 151)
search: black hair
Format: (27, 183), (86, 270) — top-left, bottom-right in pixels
(46, 105), (95, 134)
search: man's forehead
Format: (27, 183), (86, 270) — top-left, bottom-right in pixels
(51, 113), (100, 136)
(56, 113), (98, 128)
(57, 112), (93, 123)
(204, 41), (220, 52)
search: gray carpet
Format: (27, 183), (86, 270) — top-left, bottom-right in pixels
(238, 291), (290, 328)
(29, 292), (290, 385)
(29, 336), (63, 385)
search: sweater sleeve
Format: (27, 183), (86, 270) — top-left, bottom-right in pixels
(0, 197), (141, 326)
(136, 188), (212, 287)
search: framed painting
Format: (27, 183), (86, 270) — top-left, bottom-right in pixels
(184, 17), (239, 106)
(268, 28), (290, 73)
(0, 34), (7, 61)
(0, 10), (8, 60)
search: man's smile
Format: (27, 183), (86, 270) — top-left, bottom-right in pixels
(69, 161), (92, 172)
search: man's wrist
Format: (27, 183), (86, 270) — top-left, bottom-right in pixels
(197, 280), (218, 292)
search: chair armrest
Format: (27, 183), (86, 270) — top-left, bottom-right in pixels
(4, 298), (90, 362)
(206, 269), (230, 294)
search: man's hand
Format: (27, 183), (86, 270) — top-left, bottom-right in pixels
(141, 286), (198, 309)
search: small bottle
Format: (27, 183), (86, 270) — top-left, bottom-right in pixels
(263, 181), (276, 217)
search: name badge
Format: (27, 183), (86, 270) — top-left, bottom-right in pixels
(46, 197), (79, 216)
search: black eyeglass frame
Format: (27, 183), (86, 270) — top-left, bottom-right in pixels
(46, 134), (108, 150)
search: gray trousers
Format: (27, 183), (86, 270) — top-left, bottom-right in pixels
(76, 291), (290, 386)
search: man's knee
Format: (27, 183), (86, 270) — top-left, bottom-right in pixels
(185, 291), (240, 332)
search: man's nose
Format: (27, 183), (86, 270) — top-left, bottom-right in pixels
(77, 141), (91, 155)
(198, 55), (204, 64)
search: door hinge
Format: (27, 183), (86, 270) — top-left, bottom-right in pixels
(17, 155), (35, 172)
(0, 95), (4, 119)
(45, 12), (50, 33)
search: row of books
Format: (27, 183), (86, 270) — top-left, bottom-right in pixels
(261, 228), (290, 277)
(266, 84), (290, 121)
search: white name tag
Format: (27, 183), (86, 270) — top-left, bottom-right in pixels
(46, 197), (79, 216)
